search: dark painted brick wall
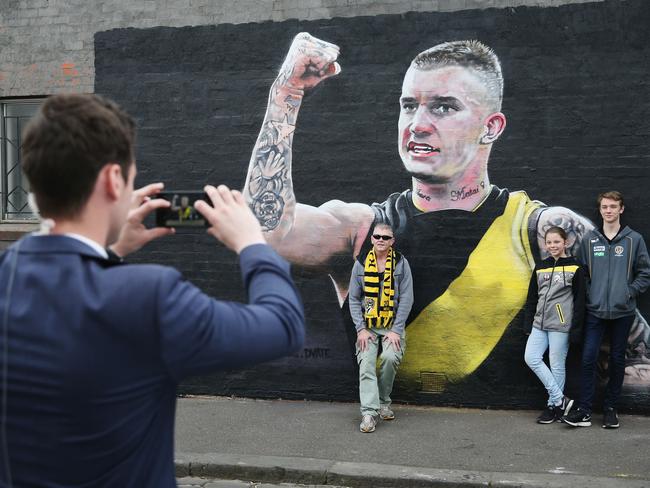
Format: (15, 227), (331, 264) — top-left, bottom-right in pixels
(95, 0), (650, 411)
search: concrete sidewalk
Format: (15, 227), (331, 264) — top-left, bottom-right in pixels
(175, 396), (650, 487)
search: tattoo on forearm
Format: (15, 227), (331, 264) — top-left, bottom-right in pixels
(252, 190), (285, 230)
(284, 95), (300, 112)
(274, 67), (293, 97)
(247, 44), (313, 231)
(248, 120), (294, 230)
(268, 116), (295, 144)
(538, 210), (589, 257)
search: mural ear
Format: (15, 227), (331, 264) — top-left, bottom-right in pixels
(480, 112), (506, 145)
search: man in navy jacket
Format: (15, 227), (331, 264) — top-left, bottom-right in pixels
(0, 94), (305, 487)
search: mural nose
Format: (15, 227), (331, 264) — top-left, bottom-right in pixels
(411, 109), (434, 135)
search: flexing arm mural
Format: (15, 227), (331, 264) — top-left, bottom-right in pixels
(243, 33), (374, 298)
(244, 33), (650, 392)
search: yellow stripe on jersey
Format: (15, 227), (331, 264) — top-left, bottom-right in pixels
(400, 190), (543, 385)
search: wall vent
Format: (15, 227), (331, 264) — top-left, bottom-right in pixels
(420, 372), (447, 393)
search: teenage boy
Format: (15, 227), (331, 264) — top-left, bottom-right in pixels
(564, 191), (650, 428)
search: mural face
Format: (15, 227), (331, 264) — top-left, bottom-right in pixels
(398, 66), (493, 184)
(94, 0), (650, 410)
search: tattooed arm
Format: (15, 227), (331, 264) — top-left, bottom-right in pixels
(244, 33), (374, 268)
(534, 206), (593, 259)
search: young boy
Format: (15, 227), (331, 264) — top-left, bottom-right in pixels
(564, 191), (650, 428)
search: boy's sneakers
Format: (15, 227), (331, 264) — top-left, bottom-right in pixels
(602, 407), (620, 429)
(536, 406), (556, 424)
(563, 407), (592, 427)
(359, 414), (377, 433)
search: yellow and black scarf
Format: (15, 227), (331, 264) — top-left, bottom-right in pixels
(362, 248), (396, 328)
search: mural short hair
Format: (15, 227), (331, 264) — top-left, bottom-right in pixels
(411, 40), (503, 112)
(597, 190), (624, 207)
(22, 93), (135, 219)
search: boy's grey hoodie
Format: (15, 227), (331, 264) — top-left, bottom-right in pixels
(577, 226), (650, 319)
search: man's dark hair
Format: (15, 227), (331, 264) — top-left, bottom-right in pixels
(22, 94), (136, 219)
(411, 40), (503, 112)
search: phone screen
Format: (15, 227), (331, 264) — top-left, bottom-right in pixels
(155, 191), (209, 228)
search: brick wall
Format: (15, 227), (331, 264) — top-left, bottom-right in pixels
(1, 0), (601, 96)
(93, 0), (650, 411)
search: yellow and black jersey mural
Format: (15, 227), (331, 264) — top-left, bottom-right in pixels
(95, 0), (650, 411)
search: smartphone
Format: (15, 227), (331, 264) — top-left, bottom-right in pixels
(155, 191), (209, 228)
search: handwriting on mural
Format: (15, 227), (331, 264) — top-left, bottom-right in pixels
(450, 181), (484, 201)
(294, 347), (330, 359)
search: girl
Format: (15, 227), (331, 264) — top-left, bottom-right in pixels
(523, 226), (586, 424)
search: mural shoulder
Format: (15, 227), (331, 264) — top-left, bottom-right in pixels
(370, 189), (412, 232)
(534, 206), (594, 259)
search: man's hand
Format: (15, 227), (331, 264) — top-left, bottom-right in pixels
(110, 182), (175, 258)
(356, 329), (374, 352)
(277, 32), (341, 92)
(383, 331), (402, 351)
(195, 184), (266, 254)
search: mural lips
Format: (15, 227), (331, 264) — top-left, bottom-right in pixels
(407, 141), (440, 156)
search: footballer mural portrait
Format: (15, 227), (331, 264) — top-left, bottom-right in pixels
(242, 32), (650, 396)
(94, 0), (650, 408)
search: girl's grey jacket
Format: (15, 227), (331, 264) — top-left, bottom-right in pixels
(523, 255), (586, 342)
(576, 226), (650, 320)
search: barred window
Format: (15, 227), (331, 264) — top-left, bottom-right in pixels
(1, 99), (42, 221)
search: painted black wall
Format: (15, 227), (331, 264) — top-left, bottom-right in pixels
(95, 0), (650, 411)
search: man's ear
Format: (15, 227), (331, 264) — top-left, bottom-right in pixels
(480, 112), (506, 145)
(103, 163), (124, 201)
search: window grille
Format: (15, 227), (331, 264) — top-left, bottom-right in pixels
(0, 100), (42, 221)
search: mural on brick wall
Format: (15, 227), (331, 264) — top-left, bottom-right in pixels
(243, 31), (650, 399)
(95, 0), (650, 410)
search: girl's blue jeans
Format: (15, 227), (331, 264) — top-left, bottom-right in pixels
(524, 327), (570, 407)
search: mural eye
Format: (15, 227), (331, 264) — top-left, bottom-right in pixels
(432, 104), (455, 115)
(401, 103), (416, 113)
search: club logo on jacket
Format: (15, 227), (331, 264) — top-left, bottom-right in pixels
(615, 245), (624, 256)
